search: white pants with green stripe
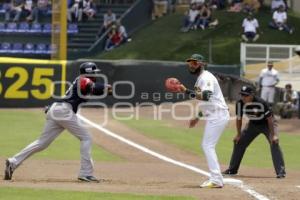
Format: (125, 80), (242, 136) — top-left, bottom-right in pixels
(9, 102), (94, 177)
(202, 109), (230, 186)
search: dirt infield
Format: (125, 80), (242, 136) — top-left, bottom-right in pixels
(1, 105), (300, 200)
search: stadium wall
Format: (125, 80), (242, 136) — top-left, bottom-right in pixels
(0, 58), (250, 108)
(292, 0), (300, 12)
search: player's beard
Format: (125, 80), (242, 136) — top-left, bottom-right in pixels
(189, 66), (202, 75)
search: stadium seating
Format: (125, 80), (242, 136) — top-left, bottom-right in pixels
(11, 43), (23, 53)
(0, 5), (5, 15)
(6, 23), (17, 33)
(29, 23), (42, 33)
(35, 43), (48, 54)
(18, 22), (30, 32)
(68, 23), (79, 34)
(23, 43), (35, 54)
(43, 23), (52, 33)
(67, 3), (134, 51)
(0, 42), (57, 55)
(0, 2), (135, 57)
(0, 42), (11, 53)
(0, 22), (78, 35)
(0, 22), (5, 33)
(47, 44), (57, 54)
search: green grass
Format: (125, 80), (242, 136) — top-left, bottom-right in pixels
(93, 10), (300, 64)
(0, 187), (195, 200)
(119, 118), (300, 170)
(0, 110), (121, 161)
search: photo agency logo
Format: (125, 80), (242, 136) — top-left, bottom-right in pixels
(49, 74), (268, 126)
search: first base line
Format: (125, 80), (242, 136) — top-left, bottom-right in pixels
(78, 114), (271, 200)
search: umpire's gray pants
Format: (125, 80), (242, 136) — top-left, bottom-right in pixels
(9, 102), (94, 177)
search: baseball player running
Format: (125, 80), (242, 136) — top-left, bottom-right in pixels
(166, 54), (230, 188)
(223, 86), (286, 178)
(4, 62), (112, 182)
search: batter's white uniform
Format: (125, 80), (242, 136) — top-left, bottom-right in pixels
(194, 70), (230, 186)
(259, 68), (279, 104)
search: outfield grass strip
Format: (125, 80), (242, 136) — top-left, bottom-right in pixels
(0, 187), (195, 200)
(0, 110), (121, 161)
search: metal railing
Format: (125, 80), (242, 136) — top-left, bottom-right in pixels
(240, 43), (300, 74)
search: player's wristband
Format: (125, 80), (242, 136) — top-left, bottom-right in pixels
(185, 89), (196, 98)
(198, 112), (203, 118)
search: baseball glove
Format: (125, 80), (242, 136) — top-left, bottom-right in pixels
(165, 77), (183, 93)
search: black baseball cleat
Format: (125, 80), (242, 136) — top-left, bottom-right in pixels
(78, 176), (100, 183)
(276, 173), (286, 179)
(4, 159), (14, 180)
(222, 169), (238, 176)
(276, 167), (286, 179)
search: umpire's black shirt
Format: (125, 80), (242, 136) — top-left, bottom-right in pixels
(236, 96), (272, 124)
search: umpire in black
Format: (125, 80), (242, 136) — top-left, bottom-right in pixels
(223, 86), (286, 178)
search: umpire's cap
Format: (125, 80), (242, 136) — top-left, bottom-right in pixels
(80, 62), (101, 74)
(240, 86), (255, 96)
(186, 54), (206, 62)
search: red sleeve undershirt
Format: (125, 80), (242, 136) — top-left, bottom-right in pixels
(80, 77), (93, 94)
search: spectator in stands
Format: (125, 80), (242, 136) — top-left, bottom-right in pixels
(168, 0), (177, 13)
(208, 0), (226, 10)
(271, 0), (286, 12)
(152, 0), (168, 20)
(258, 61), (280, 107)
(277, 84), (299, 118)
(67, 0), (74, 21)
(242, 0), (261, 13)
(5, 0), (24, 22)
(241, 12), (260, 42)
(103, 9), (116, 30)
(68, 0), (83, 22)
(23, 0), (33, 20)
(28, 0), (50, 23)
(105, 25), (122, 51)
(227, 0), (243, 12)
(116, 20), (131, 43)
(82, 0), (97, 21)
(196, 3), (211, 30)
(180, 3), (199, 32)
(191, 0), (205, 8)
(269, 5), (293, 34)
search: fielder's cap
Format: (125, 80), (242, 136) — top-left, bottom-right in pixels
(186, 54), (205, 62)
(295, 46), (300, 53)
(240, 86), (254, 96)
(79, 62), (101, 74)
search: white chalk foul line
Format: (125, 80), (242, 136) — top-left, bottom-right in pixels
(78, 115), (270, 200)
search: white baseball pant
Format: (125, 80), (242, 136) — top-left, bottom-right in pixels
(8, 102), (94, 177)
(202, 109), (230, 186)
(261, 87), (275, 104)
